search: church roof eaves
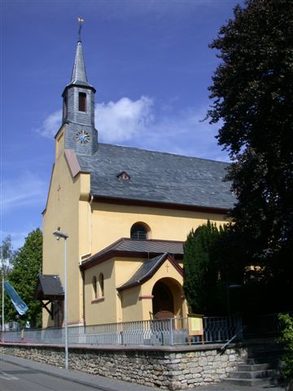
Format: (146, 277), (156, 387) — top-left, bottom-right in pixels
(91, 194), (230, 215)
(80, 238), (184, 271)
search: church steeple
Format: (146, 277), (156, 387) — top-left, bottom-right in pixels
(61, 36), (98, 155)
(70, 41), (90, 87)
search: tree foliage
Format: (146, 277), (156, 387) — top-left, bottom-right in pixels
(279, 313), (293, 381)
(183, 221), (220, 314)
(0, 236), (15, 325)
(0, 235), (15, 275)
(208, 0), (293, 303)
(6, 229), (43, 328)
(183, 222), (246, 315)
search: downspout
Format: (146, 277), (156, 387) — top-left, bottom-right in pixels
(89, 194), (94, 256)
(83, 194), (94, 327)
(82, 269), (86, 327)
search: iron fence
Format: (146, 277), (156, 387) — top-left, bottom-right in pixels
(0, 315), (242, 347)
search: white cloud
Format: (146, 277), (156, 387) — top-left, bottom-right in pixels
(36, 96), (228, 161)
(97, 96), (153, 143)
(135, 106), (228, 161)
(36, 97), (153, 141)
(37, 110), (62, 138)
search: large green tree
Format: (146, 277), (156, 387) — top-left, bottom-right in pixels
(0, 235), (15, 274)
(208, 0), (293, 305)
(183, 222), (245, 315)
(1, 236), (15, 325)
(6, 229), (43, 328)
(183, 221), (220, 314)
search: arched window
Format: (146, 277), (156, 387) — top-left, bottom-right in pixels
(98, 273), (104, 297)
(130, 222), (150, 240)
(92, 276), (97, 299)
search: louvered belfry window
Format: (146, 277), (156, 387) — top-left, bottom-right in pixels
(78, 92), (86, 112)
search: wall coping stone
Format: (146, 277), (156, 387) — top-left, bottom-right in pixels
(0, 341), (239, 353)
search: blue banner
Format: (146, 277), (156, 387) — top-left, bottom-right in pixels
(4, 281), (28, 315)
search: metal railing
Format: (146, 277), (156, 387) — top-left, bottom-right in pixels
(1, 316), (242, 347)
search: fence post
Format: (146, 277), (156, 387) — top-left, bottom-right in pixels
(169, 318), (174, 346)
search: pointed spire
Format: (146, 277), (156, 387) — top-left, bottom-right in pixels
(70, 41), (89, 86)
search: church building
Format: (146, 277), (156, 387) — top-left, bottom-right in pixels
(39, 37), (234, 328)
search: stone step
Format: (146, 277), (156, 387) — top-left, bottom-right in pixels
(227, 369), (275, 379)
(224, 377), (271, 387)
(238, 363), (271, 371)
(246, 357), (279, 366)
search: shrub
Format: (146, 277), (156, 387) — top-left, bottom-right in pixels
(279, 313), (293, 382)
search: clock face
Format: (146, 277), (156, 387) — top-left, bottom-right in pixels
(75, 130), (90, 144)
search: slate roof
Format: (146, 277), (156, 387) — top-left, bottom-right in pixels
(98, 238), (184, 255)
(77, 144), (234, 210)
(80, 238), (184, 270)
(36, 274), (64, 300)
(118, 253), (182, 291)
(68, 41), (93, 89)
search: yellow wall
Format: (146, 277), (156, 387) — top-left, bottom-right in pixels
(120, 286), (143, 323)
(90, 202), (227, 255)
(83, 257), (144, 325)
(83, 259), (118, 325)
(42, 138), (90, 327)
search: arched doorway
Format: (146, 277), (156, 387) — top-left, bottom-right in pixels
(152, 280), (174, 319)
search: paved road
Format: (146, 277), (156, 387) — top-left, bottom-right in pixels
(0, 360), (106, 391)
(0, 354), (285, 391)
(0, 355), (156, 391)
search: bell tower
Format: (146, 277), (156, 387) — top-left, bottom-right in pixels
(61, 37), (98, 155)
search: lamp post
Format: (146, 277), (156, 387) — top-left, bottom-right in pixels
(1, 247), (4, 340)
(53, 229), (69, 370)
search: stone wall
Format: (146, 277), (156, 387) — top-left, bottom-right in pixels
(0, 343), (247, 390)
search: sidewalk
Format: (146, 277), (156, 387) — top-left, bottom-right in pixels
(0, 353), (285, 391)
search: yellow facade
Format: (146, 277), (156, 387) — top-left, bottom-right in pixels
(42, 131), (229, 327)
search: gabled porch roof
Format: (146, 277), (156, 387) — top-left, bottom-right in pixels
(117, 253), (183, 292)
(35, 274), (64, 301)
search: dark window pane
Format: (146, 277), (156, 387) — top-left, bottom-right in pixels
(131, 223), (148, 240)
(79, 92), (86, 112)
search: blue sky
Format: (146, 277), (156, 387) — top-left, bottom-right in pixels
(1, 0), (242, 250)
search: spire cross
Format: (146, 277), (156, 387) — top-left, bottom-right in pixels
(77, 17), (85, 41)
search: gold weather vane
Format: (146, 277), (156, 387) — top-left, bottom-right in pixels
(77, 17), (85, 41)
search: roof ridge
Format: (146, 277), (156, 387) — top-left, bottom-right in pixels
(96, 143), (230, 165)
